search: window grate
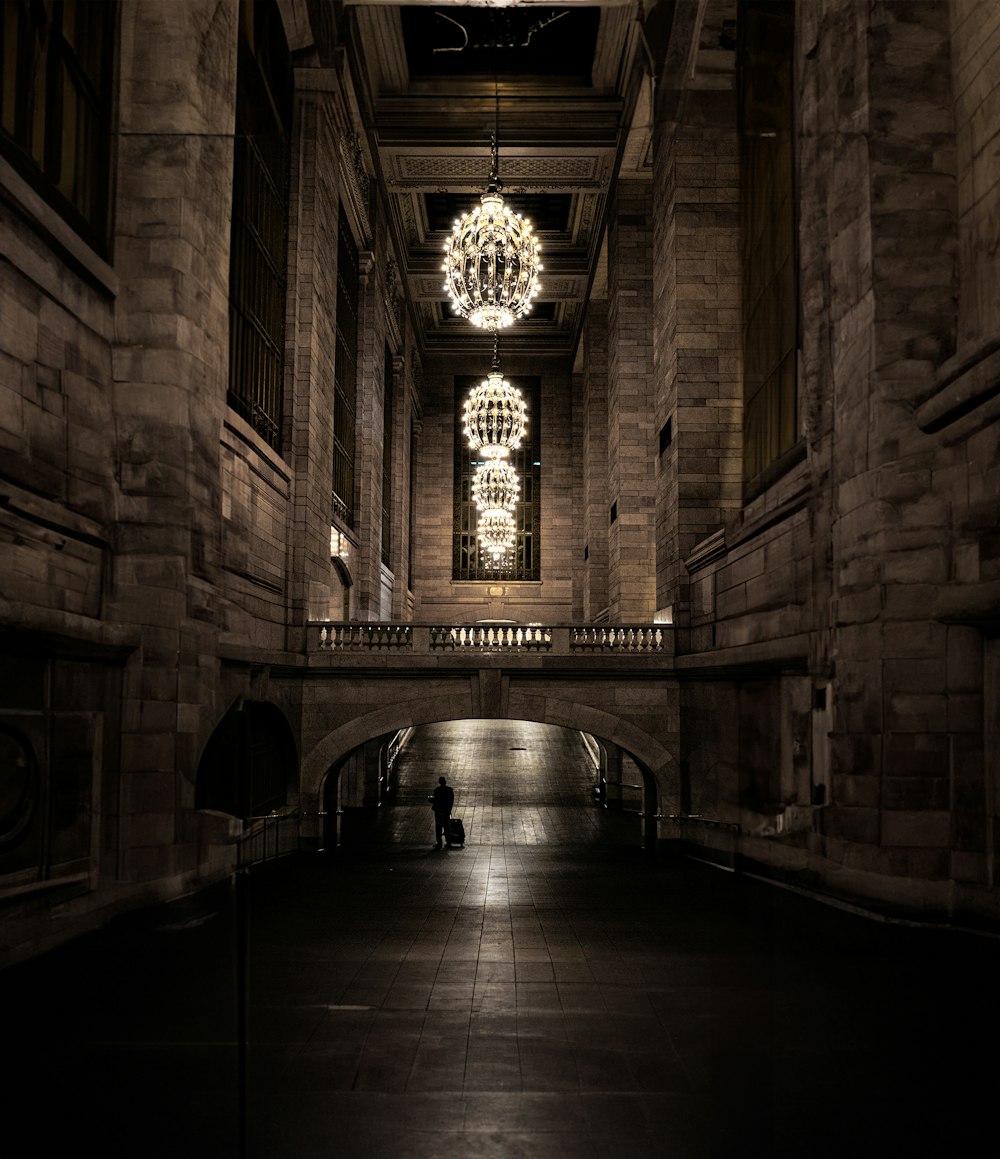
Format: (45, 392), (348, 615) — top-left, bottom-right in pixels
(453, 375), (541, 581)
(0, 0), (116, 252)
(739, 0), (797, 490)
(333, 207), (359, 526)
(381, 343), (394, 567)
(227, 2), (291, 454)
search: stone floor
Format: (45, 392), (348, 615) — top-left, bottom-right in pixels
(4, 721), (998, 1158)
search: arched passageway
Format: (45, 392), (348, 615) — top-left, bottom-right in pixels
(386, 720), (644, 847)
(327, 720), (653, 851)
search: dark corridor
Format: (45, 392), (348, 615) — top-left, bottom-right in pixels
(3, 722), (997, 1158)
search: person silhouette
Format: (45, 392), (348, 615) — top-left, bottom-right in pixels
(429, 776), (455, 849)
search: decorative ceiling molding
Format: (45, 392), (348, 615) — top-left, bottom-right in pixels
(384, 151), (611, 190)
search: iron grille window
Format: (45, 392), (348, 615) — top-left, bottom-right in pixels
(381, 343), (394, 567)
(453, 375), (541, 581)
(227, 0), (291, 453)
(0, 0), (115, 252)
(738, 0), (797, 493)
(333, 206), (359, 526)
(407, 417), (417, 590)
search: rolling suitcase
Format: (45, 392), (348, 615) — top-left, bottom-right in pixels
(449, 817), (466, 846)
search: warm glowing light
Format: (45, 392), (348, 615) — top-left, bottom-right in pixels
(463, 368), (526, 459)
(472, 459), (520, 514)
(441, 137), (542, 331)
(477, 509), (517, 559)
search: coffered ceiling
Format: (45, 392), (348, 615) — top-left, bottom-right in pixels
(345, 2), (657, 358)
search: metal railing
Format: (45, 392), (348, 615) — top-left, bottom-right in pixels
(312, 622), (671, 656)
(237, 812), (302, 868)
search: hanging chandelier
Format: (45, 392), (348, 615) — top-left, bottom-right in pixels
(462, 338), (524, 565)
(472, 459), (520, 515)
(462, 339), (527, 459)
(442, 129), (542, 330)
(477, 510), (517, 562)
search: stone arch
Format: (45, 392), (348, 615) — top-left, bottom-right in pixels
(196, 698), (298, 819)
(300, 691), (676, 847)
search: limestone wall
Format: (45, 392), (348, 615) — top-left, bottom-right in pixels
(657, 0), (1000, 921)
(0, 0), (419, 960)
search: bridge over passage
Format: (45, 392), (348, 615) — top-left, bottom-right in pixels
(293, 623), (680, 848)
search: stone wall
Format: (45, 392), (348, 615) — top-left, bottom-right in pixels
(655, 0), (1000, 921)
(0, 0), (422, 960)
(580, 304), (610, 620)
(606, 179), (657, 621)
(652, 85), (742, 619)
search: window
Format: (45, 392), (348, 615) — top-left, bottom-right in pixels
(453, 375), (541, 581)
(739, 0), (797, 494)
(0, 0), (116, 251)
(381, 344), (394, 567)
(227, 0), (292, 452)
(407, 417), (417, 590)
(333, 206), (359, 526)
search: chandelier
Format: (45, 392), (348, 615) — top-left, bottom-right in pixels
(442, 133), (542, 330)
(477, 510), (517, 563)
(463, 339), (525, 566)
(472, 459), (520, 513)
(462, 339), (527, 459)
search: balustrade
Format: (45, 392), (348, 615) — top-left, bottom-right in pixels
(570, 626), (666, 652)
(429, 625), (552, 651)
(316, 623), (412, 650)
(311, 622), (669, 656)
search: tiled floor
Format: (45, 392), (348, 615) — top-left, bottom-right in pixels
(4, 721), (999, 1158)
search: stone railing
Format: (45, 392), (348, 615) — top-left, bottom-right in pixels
(312, 622), (671, 656)
(316, 623), (412, 650)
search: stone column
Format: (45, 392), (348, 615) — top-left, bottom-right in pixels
(110, 0), (238, 884)
(581, 304), (610, 621)
(286, 69), (345, 630)
(651, 69), (742, 621)
(388, 351), (409, 618)
(354, 248), (383, 620)
(606, 179), (657, 622)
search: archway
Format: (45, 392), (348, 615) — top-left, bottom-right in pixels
(305, 713), (662, 853)
(196, 699), (298, 819)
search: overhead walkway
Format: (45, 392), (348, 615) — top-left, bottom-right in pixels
(4, 720), (997, 1159)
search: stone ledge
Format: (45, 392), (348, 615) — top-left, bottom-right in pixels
(0, 156), (119, 296)
(0, 600), (139, 659)
(917, 338), (1000, 432)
